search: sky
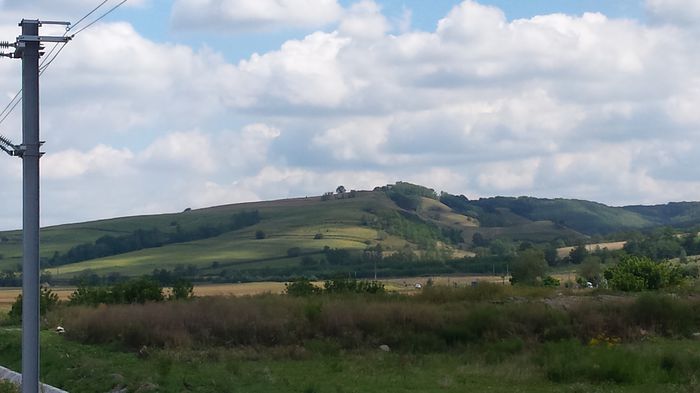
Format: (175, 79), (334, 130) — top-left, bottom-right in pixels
(0, 0), (699, 230)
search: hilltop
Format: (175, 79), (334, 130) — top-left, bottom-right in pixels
(0, 182), (699, 282)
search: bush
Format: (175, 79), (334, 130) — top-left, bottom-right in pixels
(285, 278), (321, 296)
(542, 276), (560, 288)
(8, 286), (59, 322)
(169, 279), (194, 300)
(255, 230), (266, 239)
(510, 249), (547, 285)
(69, 277), (164, 306)
(605, 256), (682, 291)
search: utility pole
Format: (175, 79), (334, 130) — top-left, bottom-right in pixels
(0, 19), (70, 393)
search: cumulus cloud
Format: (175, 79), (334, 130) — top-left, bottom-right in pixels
(170, 0), (342, 32)
(339, 0), (389, 40)
(2, 0), (700, 229)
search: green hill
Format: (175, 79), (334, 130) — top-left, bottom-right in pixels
(0, 183), (699, 281)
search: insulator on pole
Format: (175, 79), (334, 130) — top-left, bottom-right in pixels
(0, 41), (14, 48)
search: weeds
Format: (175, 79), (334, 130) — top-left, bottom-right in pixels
(45, 288), (700, 353)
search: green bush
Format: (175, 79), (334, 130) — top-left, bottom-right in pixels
(285, 278), (321, 296)
(7, 286), (59, 322)
(542, 276), (560, 287)
(69, 277), (165, 306)
(169, 279), (194, 301)
(604, 256), (682, 291)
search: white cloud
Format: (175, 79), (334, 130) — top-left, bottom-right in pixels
(140, 130), (217, 174)
(3, 1), (700, 229)
(339, 0), (389, 40)
(646, 0), (700, 25)
(42, 145), (134, 179)
(170, 0), (342, 32)
(229, 32), (351, 108)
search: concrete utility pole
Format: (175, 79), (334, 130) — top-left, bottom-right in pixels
(0, 19), (70, 393)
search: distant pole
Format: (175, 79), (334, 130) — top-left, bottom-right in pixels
(19, 19), (41, 393)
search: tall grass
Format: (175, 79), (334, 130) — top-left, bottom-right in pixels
(46, 288), (700, 352)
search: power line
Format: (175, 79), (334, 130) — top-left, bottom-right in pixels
(0, 89), (21, 120)
(39, 42), (68, 73)
(70, 0), (128, 37)
(0, 0), (128, 130)
(70, 0), (111, 32)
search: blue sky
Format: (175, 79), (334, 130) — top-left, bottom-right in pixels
(117, 1), (647, 62)
(0, 0), (699, 229)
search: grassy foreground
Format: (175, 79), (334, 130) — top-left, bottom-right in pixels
(0, 330), (698, 393)
(3, 285), (700, 392)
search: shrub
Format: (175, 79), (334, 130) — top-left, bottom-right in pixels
(542, 276), (560, 287)
(285, 278), (321, 296)
(605, 256), (682, 291)
(169, 279), (194, 300)
(510, 249), (547, 285)
(8, 286), (59, 322)
(69, 277), (164, 306)
(255, 230), (266, 239)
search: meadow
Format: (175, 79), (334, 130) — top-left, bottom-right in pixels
(2, 284), (700, 392)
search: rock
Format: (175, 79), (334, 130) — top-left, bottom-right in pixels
(379, 344), (391, 352)
(692, 332), (700, 340)
(55, 326), (65, 335)
(108, 388), (128, 393)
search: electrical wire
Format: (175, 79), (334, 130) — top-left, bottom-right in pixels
(70, 0), (128, 37)
(39, 42), (68, 74)
(0, 0), (128, 130)
(0, 89), (21, 121)
(70, 0), (110, 33)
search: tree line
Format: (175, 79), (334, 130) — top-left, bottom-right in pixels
(44, 210), (261, 267)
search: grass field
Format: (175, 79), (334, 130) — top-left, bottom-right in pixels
(0, 275), (508, 310)
(3, 286), (700, 392)
(1, 330), (697, 393)
(557, 241), (627, 258)
(2, 192), (431, 277)
(0, 188), (602, 280)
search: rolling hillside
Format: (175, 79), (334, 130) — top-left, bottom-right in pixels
(0, 183), (699, 280)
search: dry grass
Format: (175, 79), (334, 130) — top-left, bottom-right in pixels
(383, 275), (506, 293)
(193, 282), (287, 297)
(49, 289), (700, 352)
(0, 287), (75, 310)
(557, 241), (627, 258)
